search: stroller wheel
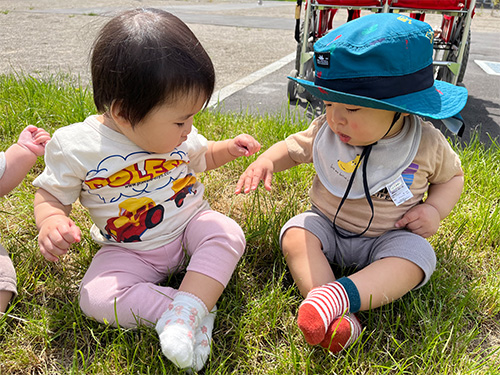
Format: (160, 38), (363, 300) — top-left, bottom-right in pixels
(287, 69), (299, 101)
(302, 67), (315, 102)
(436, 29), (471, 84)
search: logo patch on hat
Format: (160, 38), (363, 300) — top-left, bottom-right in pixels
(315, 52), (330, 68)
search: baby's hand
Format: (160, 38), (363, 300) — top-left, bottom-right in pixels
(38, 215), (81, 262)
(395, 203), (441, 238)
(235, 157), (274, 194)
(17, 125), (51, 157)
(228, 134), (261, 158)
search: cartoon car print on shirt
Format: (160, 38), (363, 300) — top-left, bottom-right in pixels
(166, 174), (197, 208)
(105, 197), (165, 243)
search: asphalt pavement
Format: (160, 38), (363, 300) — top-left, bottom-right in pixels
(210, 11), (500, 147)
(1, 0), (499, 146)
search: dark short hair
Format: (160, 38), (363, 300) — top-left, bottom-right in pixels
(91, 8), (215, 126)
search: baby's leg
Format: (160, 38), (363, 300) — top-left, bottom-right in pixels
(156, 210), (245, 370)
(79, 244), (185, 328)
(281, 227), (335, 296)
(347, 230), (435, 310)
(181, 210), (246, 306)
(0, 244), (17, 313)
(288, 228), (435, 352)
(348, 257), (424, 310)
(299, 257), (423, 350)
(0, 291), (13, 313)
(282, 226), (360, 346)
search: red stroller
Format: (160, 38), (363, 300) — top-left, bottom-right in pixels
(288, 0), (476, 101)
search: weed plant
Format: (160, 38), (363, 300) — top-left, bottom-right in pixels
(0, 74), (499, 374)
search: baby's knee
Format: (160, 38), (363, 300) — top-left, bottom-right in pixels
(202, 213), (246, 258)
(223, 218), (246, 257)
(79, 280), (121, 326)
(281, 227), (312, 257)
(193, 211), (246, 257)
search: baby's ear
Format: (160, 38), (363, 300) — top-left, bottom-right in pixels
(109, 100), (132, 129)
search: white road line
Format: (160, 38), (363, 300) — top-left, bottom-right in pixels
(475, 60), (500, 76)
(208, 52), (296, 108)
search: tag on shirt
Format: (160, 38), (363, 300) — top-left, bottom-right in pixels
(386, 175), (413, 206)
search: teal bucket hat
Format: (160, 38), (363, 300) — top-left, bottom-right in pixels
(289, 13), (468, 134)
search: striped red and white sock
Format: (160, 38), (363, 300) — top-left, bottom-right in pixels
(297, 277), (360, 345)
(319, 313), (362, 353)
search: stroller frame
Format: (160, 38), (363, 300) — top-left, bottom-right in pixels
(288, 0), (476, 102)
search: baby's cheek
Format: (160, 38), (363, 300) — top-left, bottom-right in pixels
(349, 121), (360, 131)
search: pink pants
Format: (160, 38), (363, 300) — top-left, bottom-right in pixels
(79, 210), (245, 328)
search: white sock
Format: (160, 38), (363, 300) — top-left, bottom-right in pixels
(155, 292), (208, 369)
(192, 305), (217, 371)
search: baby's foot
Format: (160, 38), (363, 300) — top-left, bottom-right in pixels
(297, 282), (349, 345)
(192, 306), (217, 371)
(319, 313), (362, 353)
(156, 292), (208, 369)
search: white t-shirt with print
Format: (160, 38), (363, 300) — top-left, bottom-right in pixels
(33, 115), (210, 250)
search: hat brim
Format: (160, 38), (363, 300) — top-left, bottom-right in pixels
(289, 76), (468, 121)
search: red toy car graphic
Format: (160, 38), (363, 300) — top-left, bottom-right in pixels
(167, 175), (197, 208)
(105, 197), (164, 242)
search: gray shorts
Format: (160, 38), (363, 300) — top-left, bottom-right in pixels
(280, 207), (436, 288)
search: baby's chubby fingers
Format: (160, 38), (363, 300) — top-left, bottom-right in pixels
(235, 161), (273, 194)
(233, 134), (261, 157)
(235, 172), (260, 194)
(33, 128), (51, 145)
(22, 125), (38, 133)
(235, 172), (251, 194)
(261, 169), (273, 191)
(39, 244), (64, 262)
(61, 220), (82, 243)
(395, 203), (440, 238)
(39, 233), (69, 262)
(17, 125), (51, 156)
(39, 220), (81, 262)
(395, 207), (421, 229)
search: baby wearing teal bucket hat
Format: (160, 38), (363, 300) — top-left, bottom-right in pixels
(236, 13), (466, 352)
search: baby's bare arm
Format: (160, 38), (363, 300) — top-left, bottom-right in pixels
(395, 171), (464, 238)
(425, 172), (464, 220)
(0, 144), (37, 197)
(235, 141), (298, 194)
(205, 134), (261, 171)
(0, 126), (51, 196)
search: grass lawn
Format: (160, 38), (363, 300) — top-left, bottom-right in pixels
(0, 74), (499, 374)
